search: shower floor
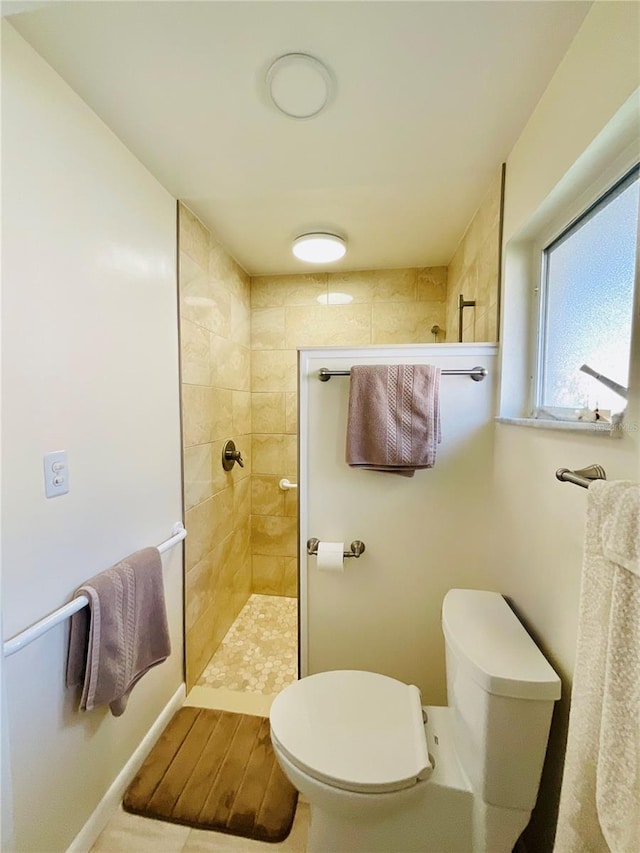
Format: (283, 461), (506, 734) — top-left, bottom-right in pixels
(197, 594), (298, 695)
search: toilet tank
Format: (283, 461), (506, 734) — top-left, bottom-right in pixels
(442, 589), (561, 812)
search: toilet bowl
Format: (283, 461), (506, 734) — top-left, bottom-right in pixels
(270, 589), (561, 853)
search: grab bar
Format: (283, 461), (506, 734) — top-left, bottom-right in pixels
(318, 366), (487, 382)
(3, 522), (187, 657)
(555, 465), (607, 489)
(279, 479), (298, 491)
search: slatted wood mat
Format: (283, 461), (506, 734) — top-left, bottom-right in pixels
(123, 707), (298, 842)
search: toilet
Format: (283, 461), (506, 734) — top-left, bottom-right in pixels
(270, 589), (561, 852)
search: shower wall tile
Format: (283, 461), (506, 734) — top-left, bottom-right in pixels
(285, 393), (298, 434)
(328, 268), (417, 303)
(231, 391), (252, 435)
(251, 515), (297, 556)
(283, 557), (298, 598)
(446, 168), (502, 343)
(416, 266), (448, 302)
(181, 319), (211, 386)
(251, 308), (286, 350)
(251, 273), (328, 308)
(371, 301), (446, 344)
(252, 433), (288, 475)
(252, 392), (286, 433)
(179, 203), (252, 689)
(284, 304), (371, 347)
(251, 349), (297, 392)
(183, 443), (213, 511)
(252, 555), (286, 595)
(251, 475), (285, 517)
(182, 385), (212, 448)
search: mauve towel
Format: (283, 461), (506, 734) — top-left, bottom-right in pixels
(346, 364), (441, 477)
(66, 547), (170, 716)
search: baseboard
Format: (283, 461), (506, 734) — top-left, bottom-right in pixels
(66, 683), (186, 853)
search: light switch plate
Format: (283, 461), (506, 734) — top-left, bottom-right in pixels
(44, 450), (69, 498)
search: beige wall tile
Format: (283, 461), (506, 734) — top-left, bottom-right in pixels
(327, 268), (417, 303)
(252, 555), (285, 596)
(179, 205), (209, 270)
(285, 304), (371, 347)
(252, 433), (286, 475)
(181, 319), (211, 386)
(185, 553), (214, 632)
(183, 443), (213, 511)
(231, 391), (251, 435)
(371, 302), (446, 344)
(283, 557), (298, 597)
(185, 497), (214, 571)
(251, 274), (327, 308)
(251, 308), (286, 350)
(210, 387), (233, 442)
(285, 392), (298, 434)
(284, 487), (298, 518)
(210, 336), (250, 391)
(186, 599), (216, 689)
(230, 290), (251, 348)
(284, 433), (298, 476)
(182, 384), (212, 448)
(251, 349), (297, 392)
(252, 475), (285, 516)
(251, 515), (297, 557)
(211, 485), (234, 545)
(416, 267), (448, 302)
(180, 255), (232, 338)
(252, 392), (286, 433)
(232, 475), (251, 524)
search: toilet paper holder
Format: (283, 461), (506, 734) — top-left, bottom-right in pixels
(307, 538), (366, 558)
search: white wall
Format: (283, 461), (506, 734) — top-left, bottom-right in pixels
(1, 23), (183, 852)
(492, 3), (640, 849)
(300, 345), (498, 704)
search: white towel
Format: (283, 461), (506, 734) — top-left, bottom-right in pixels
(555, 480), (640, 853)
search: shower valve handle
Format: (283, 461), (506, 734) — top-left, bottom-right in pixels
(222, 440), (244, 470)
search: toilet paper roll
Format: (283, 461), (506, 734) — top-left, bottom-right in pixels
(316, 541), (345, 572)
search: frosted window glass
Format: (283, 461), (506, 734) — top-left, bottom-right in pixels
(541, 171), (638, 412)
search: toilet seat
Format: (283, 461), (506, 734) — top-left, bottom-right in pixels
(270, 670), (432, 794)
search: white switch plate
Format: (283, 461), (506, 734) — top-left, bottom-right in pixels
(44, 450), (69, 498)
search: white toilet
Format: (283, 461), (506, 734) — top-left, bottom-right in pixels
(270, 589), (561, 852)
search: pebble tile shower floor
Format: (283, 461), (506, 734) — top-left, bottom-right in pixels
(197, 594), (298, 694)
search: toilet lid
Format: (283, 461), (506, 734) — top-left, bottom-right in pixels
(269, 670), (432, 794)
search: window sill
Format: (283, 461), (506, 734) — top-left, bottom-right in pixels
(495, 416), (623, 438)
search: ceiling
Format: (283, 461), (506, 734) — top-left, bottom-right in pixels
(7, 1), (591, 275)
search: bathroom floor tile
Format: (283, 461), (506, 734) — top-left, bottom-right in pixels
(182, 803), (310, 852)
(197, 594), (297, 694)
(90, 806), (190, 852)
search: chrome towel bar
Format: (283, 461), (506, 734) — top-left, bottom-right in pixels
(555, 465), (607, 489)
(318, 366), (487, 382)
(3, 522), (187, 658)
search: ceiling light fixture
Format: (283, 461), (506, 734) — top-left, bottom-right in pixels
(266, 53), (333, 120)
(292, 233), (347, 264)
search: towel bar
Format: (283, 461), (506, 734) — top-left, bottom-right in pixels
(555, 465), (607, 489)
(318, 366), (487, 382)
(2, 522), (187, 658)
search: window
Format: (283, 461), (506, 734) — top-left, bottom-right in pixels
(535, 165), (639, 420)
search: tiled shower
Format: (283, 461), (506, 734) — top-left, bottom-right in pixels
(179, 174), (501, 690)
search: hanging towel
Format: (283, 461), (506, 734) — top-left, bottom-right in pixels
(555, 480), (640, 853)
(346, 364), (441, 477)
(66, 547), (171, 717)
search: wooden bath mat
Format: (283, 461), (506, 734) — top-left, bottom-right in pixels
(123, 707), (298, 842)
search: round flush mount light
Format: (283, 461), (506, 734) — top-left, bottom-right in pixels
(292, 233), (346, 264)
(266, 53), (333, 119)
